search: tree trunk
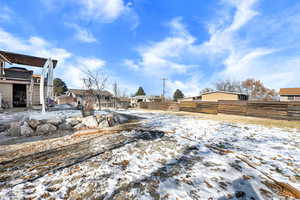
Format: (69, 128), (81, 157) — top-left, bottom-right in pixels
(97, 96), (102, 110)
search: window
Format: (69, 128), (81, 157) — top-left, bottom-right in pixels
(288, 96), (295, 100)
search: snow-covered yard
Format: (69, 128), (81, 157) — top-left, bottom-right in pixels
(0, 110), (299, 199)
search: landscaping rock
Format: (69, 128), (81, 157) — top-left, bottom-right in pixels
(74, 123), (86, 130)
(82, 116), (98, 128)
(20, 122), (34, 137)
(117, 114), (129, 123)
(36, 123), (57, 135)
(0, 124), (9, 132)
(113, 115), (121, 124)
(28, 119), (41, 129)
(107, 115), (114, 127)
(58, 123), (73, 130)
(7, 122), (22, 136)
(47, 118), (62, 126)
(66, 118), (80, 126)
(98, 119), (110, 128)
(96, 115), (105, 123)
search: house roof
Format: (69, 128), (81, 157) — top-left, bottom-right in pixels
(0, 50), (58, 68)
(0, 52), (12, 64)
(69, 89), (113, 96)
(279, 88), (300, 95)
(118, 97), (130, 102)
(132, 95), (161, 99)
(200, 90), (248, 96)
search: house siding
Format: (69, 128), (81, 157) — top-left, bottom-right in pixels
(0, 83), (13, 107)
(0, 82), (47, 107)
(280, 95), (300, 101)
(31, 85), (47, 105)
(202, 93), (239, 102)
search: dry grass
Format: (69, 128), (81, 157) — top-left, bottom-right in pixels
(140, 109), (300, 131)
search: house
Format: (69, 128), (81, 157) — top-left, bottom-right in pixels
(65, 89), (113, 108)
(200, 91), (248, 102)
(55, 95), (76, 105)
(130, 95), (162, 107)
(115, 97), (130, 109)
(178, 96), (202, 102)
(279, 88), (300, 101)
(0, 50), (57, 108)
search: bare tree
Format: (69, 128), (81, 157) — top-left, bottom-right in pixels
(200, 88), (214, 94)
(214, 79), (243, 93)
(82, 69), (108, 110)
(242, 78), (278, 100)
(112, 81), (120, 109)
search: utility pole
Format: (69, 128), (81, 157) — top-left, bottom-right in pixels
(161, 78), (167, 101)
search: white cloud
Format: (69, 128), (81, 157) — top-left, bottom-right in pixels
(0, 27), (106, 89)
(0, 28), (72, 62)
(66, 23), (97, 43)
(78, 0), (125, 22)
(77, 57), (106, 71)
(128, 18), (196, 76)
(123, 59), (139, 70)
(166, 75), (202, 97)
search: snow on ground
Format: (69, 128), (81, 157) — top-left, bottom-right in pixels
(0, 109), (111, 124)
(0, 110), (299, 199)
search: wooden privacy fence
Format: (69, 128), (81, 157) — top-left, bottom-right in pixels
(139, 100), (300, 120)
(179, 101), (218, 114)
(246, 101), (289, 120)
(218, 100), (247, 115)
(139, 102), (179, 111)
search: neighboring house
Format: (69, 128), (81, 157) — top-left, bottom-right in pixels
(65, 89), (113, 109)
(200, 91), (248, 102)
(279, 88), (300, 101)
(178, 96), (202, 102)
(130, 95), (162, 107)
(115, 97), (130, 109)
(0, 51), (57, 108)
(55, 95), (76, 106)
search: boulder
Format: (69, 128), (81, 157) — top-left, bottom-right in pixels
(20, 122), (35, 137)
(66, 118), (80, 126)
(7, 122), (22, 136)
(98, 119), (110, 128)
(113, 115), (121, 124)
(106, 115), (114, 127)
(58, 123), (73, 130)
(82, 116), (98, 128)
(47, 118), (62, 126)
(95, 115), (105, 123)
(36, 123), (57, 135)
(117, 114), (129, 124)
(0, 124), (9, 132)
(28, 119), (41, 129)
(74, 123), (86, 130)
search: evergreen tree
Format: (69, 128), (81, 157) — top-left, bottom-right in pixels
(135, 86), (146, 96)
(53, 78), (68, 96)
(173, 89), (184, 101)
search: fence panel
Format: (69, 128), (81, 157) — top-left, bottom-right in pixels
(179, 101), (218, 114)
(246, 101), (289, 120)
(218, 100), (248, 115)
(287, 102), (300, 120)
(139, 102), (178, 111)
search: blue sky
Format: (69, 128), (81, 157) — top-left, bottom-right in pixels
(0, 0), (300, 97)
